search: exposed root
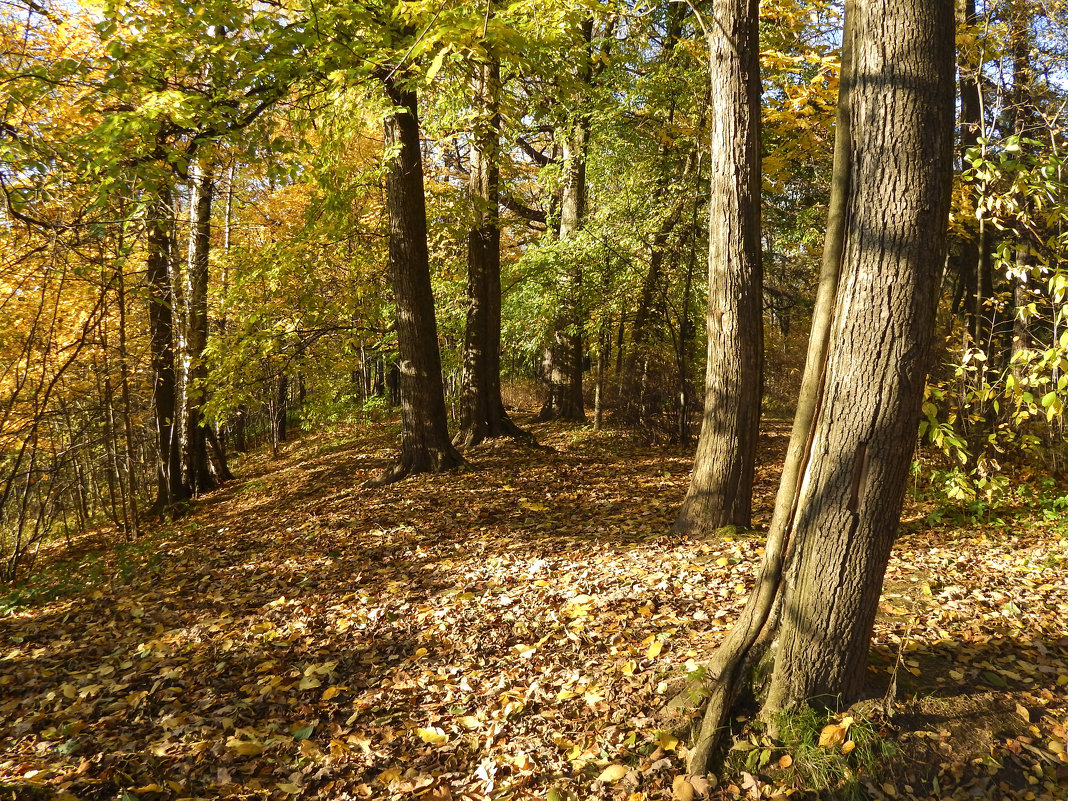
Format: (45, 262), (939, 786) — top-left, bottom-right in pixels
(364, 449), (467, 487)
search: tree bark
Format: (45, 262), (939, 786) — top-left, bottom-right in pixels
(537, 17), (600, 424)
(273, 372), (288, 447)
(454, 51), (530, 449)
(672, 0), (763, 535)
(763, 0), (954, 707)
(678, 0), (955, 773)
(147, 187), (190, 511)
(181, 159), (223, 495)
(372, 79), (465, 484)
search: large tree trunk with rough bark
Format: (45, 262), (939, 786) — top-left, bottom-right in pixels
(672, 0), (763, 536)
(373, 79), (464, 484)
(147, 187), (190, 511)
(181, 159), (223, 495)
(674, 0), (955, 774)
(454, 53), (530, 449)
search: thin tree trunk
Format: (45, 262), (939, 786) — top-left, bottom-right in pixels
(274, 373), (288, 445)
(114, 226), (140, 538)
(672, 0), (763, 536)
(371, 78), (464, 484)
(182, 159), (221, 494)
(538, 17), (601, 424)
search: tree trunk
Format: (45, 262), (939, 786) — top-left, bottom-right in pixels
(372, 79), (464, 485)
(454, 51), (530, 449)
(274, 373), (288, 446)
(678, 0), (955, 773)
(763, 0), (954, 706)
(672, 0), (763, 535)
(537, 18), (596, 424)
(182, 159), (222, 495)
(147, 188), (189, 511)
(1009, 0), (1036, 381)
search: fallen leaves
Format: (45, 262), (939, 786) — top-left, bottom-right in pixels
(0, 419), (1065, 801)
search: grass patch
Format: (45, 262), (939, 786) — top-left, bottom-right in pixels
(0, 530), (171, 616)
(724, 706), (893, 799)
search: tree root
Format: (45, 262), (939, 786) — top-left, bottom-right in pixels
(365, 449), (467, 487)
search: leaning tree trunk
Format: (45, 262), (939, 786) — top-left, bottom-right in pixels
(454, 52), (530, 449)
(146, 187), (190, 511)
(372, 79), (464, 485)
(762, 0), (954, 711)
(672, 0), (763, 536)
(679, 0), (955, 774)
(182, 159), (223, 496)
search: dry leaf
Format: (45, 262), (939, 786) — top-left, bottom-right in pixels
(818, 723), (847, 749)
(658, 730), (679, 751)
(598, 764), (628, 782)
(672, 775), (695, 801)
(414, 726), (448, 744)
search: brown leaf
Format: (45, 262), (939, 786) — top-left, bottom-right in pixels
(672, 775), (695, 801)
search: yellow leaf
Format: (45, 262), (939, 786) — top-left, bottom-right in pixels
(840, 739), (856, 755)
(657, 730), (679, 752)
(647, 640), (663, 659)
(378, 767), (402, 785)
(818, 723), (846, 749)
(299, 739), (322, 758)
(322, 685), (342, 701)
(277, 783), (302, 794)
(597, 764), (628, 782)
(226, 737), (264, 756)
(715, 557), (729, 566)
(778, 753), (793, 768)
(298, 675), (321, 690)
(61, 683), (77, 699)
(414, 726), (448, 744)
(457, 715), (481, 729)
(132, 785), (163, 794)
(621, 660), (637, 675)
(672, 775), (695, 801)
(512, 752), (535, 771)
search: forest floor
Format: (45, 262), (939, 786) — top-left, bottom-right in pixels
(1, 411), (1067, 801)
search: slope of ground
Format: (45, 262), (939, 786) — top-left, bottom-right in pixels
(1, 414), (1066, 801)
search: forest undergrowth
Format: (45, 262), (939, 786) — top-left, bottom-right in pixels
(1, 413), (1066, 801)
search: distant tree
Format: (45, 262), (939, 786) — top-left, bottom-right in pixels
(453, 44), (530, 449)
(537, 15), (612, 423)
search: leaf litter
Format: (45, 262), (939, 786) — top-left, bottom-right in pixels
(0, 417), (1065, 801)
